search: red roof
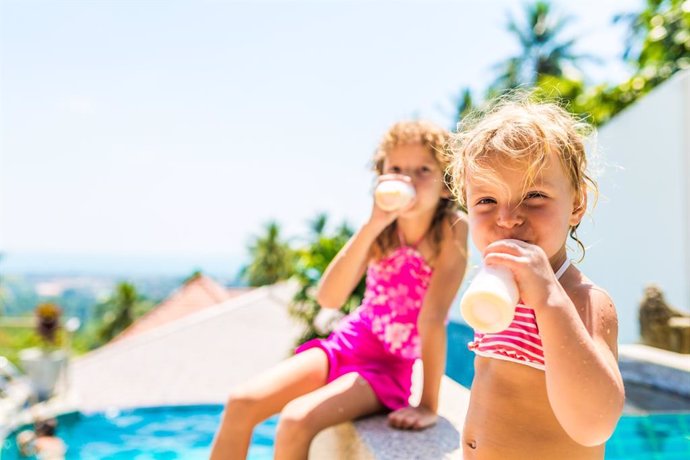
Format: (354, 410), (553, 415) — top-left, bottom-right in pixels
(115, 274), (251, 341)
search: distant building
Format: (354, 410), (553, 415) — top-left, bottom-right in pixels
(70, 282), (301, 410)
(115, 273), (251, 341)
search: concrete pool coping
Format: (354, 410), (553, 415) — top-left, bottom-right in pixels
(619, 344), (690, 372)
(618, 343), (690, 399)
(311, 374), (468, 460)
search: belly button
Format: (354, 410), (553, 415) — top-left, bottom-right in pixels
(466, 440), (477, 449)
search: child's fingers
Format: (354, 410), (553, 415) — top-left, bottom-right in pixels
(387, 411), (405, 428)
(483, 251), (527, 271)
(388, 410), (415, 430)
(398, 415), (416, 429)
(483, 239), (526, 257)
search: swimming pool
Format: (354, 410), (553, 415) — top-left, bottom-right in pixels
(0, 405), (276, 460)
(2, 402), (688, 459)
(1, 322), (687, 459)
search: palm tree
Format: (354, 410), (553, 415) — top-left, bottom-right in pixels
(289, 214), (362, 345)
(491, 1), (593, 92)
(308, 213), (328, 238)
(97, 282), (140, 343)
(241, 221), (295, 287)
(453, 87), (475, 126)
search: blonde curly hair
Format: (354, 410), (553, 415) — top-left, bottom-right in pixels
(447, 96), (598, 259)
(370, 120), (458, 261)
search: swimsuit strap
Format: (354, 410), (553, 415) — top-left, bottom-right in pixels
(397, 225), (428, 249)
(396, 225), (406, 247)
(555, 258), (570, 279)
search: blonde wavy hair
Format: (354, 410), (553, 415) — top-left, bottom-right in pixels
(447, 96), (598, 259)
(370, 120), (458, 261)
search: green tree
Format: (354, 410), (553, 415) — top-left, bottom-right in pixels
(453, 87), (476, 126)
(289, 215), (365, 345)
(95, 282), (148, 344)
(490, 1), (596, 94)
(241, 221), (295, 287)
(0, 253), (5, 316)
(533, 0), (690, 126)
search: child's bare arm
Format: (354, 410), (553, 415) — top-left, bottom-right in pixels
(418, 216), (468, 409)
(538, 286), (624, 447)
(483, 240), (624, 446)
(389, 215), (468, 429)
(316, 223), (379, 309)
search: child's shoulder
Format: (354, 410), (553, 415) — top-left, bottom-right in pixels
(432, 210), (468, 266)
(563, 271), (619, 351)
(564, 272), (615, 310)
(441, 210), (469, 242)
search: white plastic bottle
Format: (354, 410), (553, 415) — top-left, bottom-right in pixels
(460, 265), (519, 333)
(374, 178), (416, 212)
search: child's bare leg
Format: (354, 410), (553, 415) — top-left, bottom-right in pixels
(209, 348), (329, 460)
(274, 372), (384, 460)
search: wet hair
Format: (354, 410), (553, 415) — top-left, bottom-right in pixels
(447, 95), (598, 259)
(370, 120), (458, 261)
(34, 418), (57, 437)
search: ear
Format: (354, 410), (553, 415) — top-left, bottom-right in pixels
(569, 187), (587, 226)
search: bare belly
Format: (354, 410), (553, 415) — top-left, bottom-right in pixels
(462, 357), (605, 460)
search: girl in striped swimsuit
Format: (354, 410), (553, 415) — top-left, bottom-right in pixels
(448, 99), (624, 459)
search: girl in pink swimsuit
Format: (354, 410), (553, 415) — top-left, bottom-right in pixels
(211, 121), (468, 459)
(448, 98), (624, 459)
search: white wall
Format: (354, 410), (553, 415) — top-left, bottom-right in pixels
(578, 70), (690, 343)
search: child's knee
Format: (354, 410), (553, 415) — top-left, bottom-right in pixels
(223, 389), (261, 422)
(276, 399), (321, 440)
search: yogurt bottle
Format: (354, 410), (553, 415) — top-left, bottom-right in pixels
(460, 265), (519, 333)
(374, 177), (416, 212)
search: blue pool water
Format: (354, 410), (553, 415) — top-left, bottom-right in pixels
(3, 403), (689, 459)
(1, 322), (688, 459)
(445, 320), (476, 387)
(0, 405), (276, 460)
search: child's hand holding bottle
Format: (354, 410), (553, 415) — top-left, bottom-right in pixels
(368, 174), (416, 230)
(481, 239), (571, 314)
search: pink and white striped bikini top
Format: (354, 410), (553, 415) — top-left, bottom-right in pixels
(467, 258), (571, 371)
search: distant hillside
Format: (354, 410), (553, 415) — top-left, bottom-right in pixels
(0, 252), (245, 278)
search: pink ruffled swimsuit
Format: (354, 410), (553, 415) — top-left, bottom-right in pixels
(296, 231), (433, 410)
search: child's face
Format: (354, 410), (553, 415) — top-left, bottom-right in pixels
(382, 143), (449, 216)
(465, 152), (585, 264)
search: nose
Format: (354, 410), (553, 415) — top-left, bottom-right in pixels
(397, 169), (417, 185)
(496, 205), (523, 228)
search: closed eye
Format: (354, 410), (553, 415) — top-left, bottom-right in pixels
(525, 191), (547, 200)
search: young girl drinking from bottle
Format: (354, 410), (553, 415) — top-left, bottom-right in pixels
(448, 98), (624, 459)
(210, 120), (468, 459)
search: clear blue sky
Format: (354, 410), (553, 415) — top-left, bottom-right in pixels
(0, 0), (641, 274)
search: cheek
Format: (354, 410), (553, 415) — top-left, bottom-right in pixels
(468, 213), (491, 249)
(529, 207), (571, 241)
(416, 180), (444, 200)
